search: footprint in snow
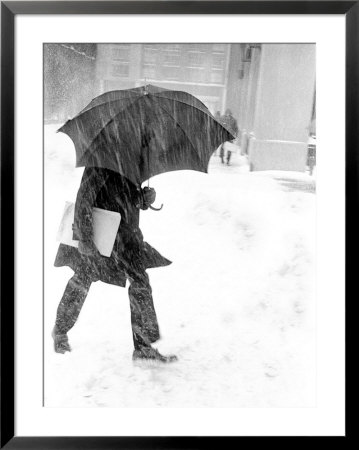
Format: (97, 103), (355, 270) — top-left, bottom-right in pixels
(264, 364), (279, 378)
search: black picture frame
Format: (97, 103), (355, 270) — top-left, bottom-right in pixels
(1, 1), (356, 447)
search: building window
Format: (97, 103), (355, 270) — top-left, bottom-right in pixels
(140, 43), (229, 84)
(187, 67), (205, 83)
(184, 46), (207, 82)
(212, 43), (227, 52)
(111, 63), (129, 78)
(111, 45), (130, 61)
(187, 51), (206, 67)
(142, 46), (159, 79)
(160, 45), (181, 80)
(143, 46), (158, 64)
(161, 65), (180, 80)
(143, 64), (156, 79)
(163, 50), (180, 66)
(209, 51), (226, 84)
(110, 45), (130, 78)
(212, 52), (225, 69)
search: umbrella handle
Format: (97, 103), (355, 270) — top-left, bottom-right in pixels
(149, 203), (164, 211)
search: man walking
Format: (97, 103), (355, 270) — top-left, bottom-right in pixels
(219, 109), (239, 165)
(53, 166), (177, 363)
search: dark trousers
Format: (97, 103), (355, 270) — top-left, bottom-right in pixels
(219, 144), (225, 163)
(220, 145), (232, 164)
(55, 270), (160, 350)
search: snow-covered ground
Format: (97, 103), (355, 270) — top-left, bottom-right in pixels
(44, 125), (316, 407)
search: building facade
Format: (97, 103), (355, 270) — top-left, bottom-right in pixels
(45, 43), (316, 172)
(237, 44), (316, 171)
(44, 44), (97, 122)
(95, 43), (236, 115)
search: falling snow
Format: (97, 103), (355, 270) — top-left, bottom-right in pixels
(45, 125), (316, 407)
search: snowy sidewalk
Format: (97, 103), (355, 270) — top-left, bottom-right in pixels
(45, 126), (316, 407)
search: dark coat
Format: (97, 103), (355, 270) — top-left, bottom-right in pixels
(220, 114), (239, 137)
(54, 167), (171, 287)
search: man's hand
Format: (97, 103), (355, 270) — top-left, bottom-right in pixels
(78, 240), (101, 257)
(142, 187), (156, 208)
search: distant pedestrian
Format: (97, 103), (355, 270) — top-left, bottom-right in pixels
(307, 136), (316, 176)
(219, 109), (239, 165)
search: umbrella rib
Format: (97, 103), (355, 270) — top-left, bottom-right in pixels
(75, 94), (141, 118)
(150, 98), (204, 158)
(152, 92), (214, 118)
(71, 86), (213, 121)
(83, 94), (211, 121)
(77, 96), (145, 157)
(77, 86), (169, 116)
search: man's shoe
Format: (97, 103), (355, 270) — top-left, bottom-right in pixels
(132, 346), (178, 363)
(52, 327), (71, 354)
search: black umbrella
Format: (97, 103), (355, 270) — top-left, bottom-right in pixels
(58, 84), (234, 186)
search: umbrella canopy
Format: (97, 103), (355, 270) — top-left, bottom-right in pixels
(58, 85), (234, 185)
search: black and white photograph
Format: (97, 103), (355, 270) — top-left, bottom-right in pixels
(43, 42), (317, 408)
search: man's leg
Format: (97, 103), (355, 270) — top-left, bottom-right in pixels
(128, 271), (160, 350)
(53, 272), (92, 353)
(227, 150), (232, 165)
(219, 144), (224, 163)
(128, 270), (177, 363)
